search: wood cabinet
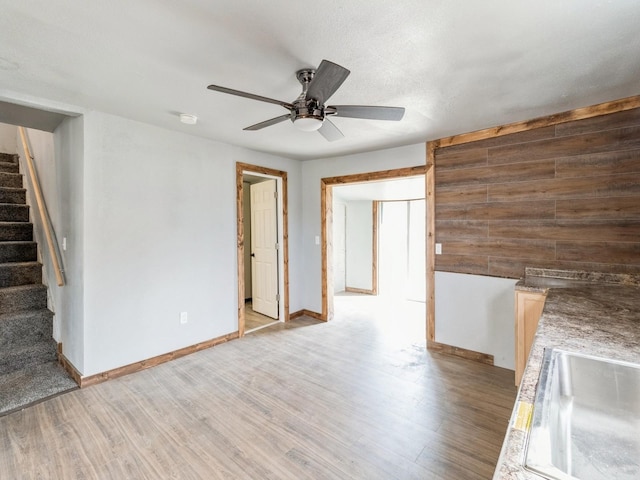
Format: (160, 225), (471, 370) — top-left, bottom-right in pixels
(515, 290), (547, 386)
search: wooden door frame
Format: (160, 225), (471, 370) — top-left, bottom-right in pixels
(236, 162), (289, 337)
(320, 164), (434, 343)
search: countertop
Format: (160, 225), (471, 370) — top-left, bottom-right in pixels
(493, 269), (640, 479)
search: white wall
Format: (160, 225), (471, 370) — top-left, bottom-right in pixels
(301, 143), (426, 313)
(332, 202), (346, 293)
(345, 201), (373, 291)
(0, 123), (17, 153)
(435, 271), (516, 369)
(77, 111), (303, 376)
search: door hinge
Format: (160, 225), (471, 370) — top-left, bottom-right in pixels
(275, 242), (279, 250)
(276, 294), (280, 302)
(274, 191), (277, 199)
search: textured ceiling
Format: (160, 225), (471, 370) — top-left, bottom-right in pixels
(1, 1), (639, 160)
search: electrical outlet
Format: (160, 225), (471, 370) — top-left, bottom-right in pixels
(435, 243), (442, 255)
(180, 312), (188, 324)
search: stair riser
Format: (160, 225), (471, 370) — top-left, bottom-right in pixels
(0, 264), (42, 288)
(0, 189), (26, 204)
(0, 311), (53, 350)
(0, 205), (29, 222)
(0, 286), (47, 314)
(0, 163), (19, 174)
(0, 243), (37, 263)
(0, 224), (32, 241)
(0, 340), (57, 375)
(0, 173), (23, 189)
(0, 154), (18, 164)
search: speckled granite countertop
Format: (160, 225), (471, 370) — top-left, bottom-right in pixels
(493, 269), (640, 479)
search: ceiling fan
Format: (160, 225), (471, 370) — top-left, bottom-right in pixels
(207, 60), (405, 141)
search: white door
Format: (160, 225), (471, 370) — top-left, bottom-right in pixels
(250, 179), (279, 319)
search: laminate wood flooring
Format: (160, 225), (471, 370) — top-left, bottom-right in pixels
(0, 295), (517, 479)
(245, 301), (279, 332)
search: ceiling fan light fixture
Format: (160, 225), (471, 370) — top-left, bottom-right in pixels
(293, 116), (323, 132)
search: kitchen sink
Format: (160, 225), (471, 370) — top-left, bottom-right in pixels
(524, 348), (640, 480)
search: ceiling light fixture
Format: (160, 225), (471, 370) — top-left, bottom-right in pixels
(179, 113), (198, 125)
(293, 116), (323, 132)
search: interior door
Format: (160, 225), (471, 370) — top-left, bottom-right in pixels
(250, 179), (279, 319)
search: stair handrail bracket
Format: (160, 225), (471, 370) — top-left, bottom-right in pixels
(17, 127), (65, 287)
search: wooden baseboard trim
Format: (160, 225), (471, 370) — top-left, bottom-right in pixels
(289, 309), (326, 322)
(427, 340), (494, 366)
(57, 343), (82, 387)
(345, 287), (375, 295)
(79, 331), (240, 388)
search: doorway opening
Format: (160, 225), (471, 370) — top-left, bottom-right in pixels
(236, 163), (289, 336)
(321, 165), (433, 342)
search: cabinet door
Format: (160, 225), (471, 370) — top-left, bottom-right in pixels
(515, 291), (546, 386)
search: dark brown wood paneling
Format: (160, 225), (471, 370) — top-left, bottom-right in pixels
(435, 254), (489, 275)
(489, 220), (640, 242)
(436, 148), (488, 170)
(436, 220), (489, 239)
(488, 173), (640, 202)
(488, 125), (640, 165)
(555, 108), (640, 137)
(437, 201), (556, 221)
(556, 196), (640, 220)
(557, 242), (640, 264)
(437, 185), (488, 205)
(443, 238), (556, 260)
(434, 102), (640, 279)
(555, 150), (640, 178)
(436, 160), (555, 187)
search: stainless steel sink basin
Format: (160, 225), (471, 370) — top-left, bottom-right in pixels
(525, 348), (640, 480)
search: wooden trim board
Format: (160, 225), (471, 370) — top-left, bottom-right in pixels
(236, 162), (290, 336)
(79, 332), (239, 388)
(57, 343), (81, 386)
(290, 309), (325, 321)
(344, 287), (376, 295)
(427, 340), (494, 366)
(426, 142), (436, 342)
(371, 201), (379, 296)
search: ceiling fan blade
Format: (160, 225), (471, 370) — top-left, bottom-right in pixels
(318, 118), (344, 142)
(330, 105), (405, 121)
(207, 85), (294, 110)
(306, 60), (350, 105)
(243, 114), (292, 131)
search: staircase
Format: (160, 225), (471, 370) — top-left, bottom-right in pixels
(0, 152), (76, 416)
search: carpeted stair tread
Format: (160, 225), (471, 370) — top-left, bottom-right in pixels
(0, 188), (27, 204)
(0, 222), (32, 241)
(0, 284), (48, 313)
(0, 153), (18, 164)
(0, 338), (57, 374)
(0, 261), (42, 287)
(0, 162), (19, 174)
(0, 361), (78, 416)
(0, 241), (37, 263)
(0, 172), (23, 189)
(0, 203), (29, 222)
(0, 308), (53, 349)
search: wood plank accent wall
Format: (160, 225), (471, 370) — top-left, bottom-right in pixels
(433, 104), (640, 279)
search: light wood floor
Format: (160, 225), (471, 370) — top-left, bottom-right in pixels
(245, 300), (279, 332)
(0, 295), (516, 479)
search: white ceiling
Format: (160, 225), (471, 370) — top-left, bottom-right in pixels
(1, 1), (639, 160)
